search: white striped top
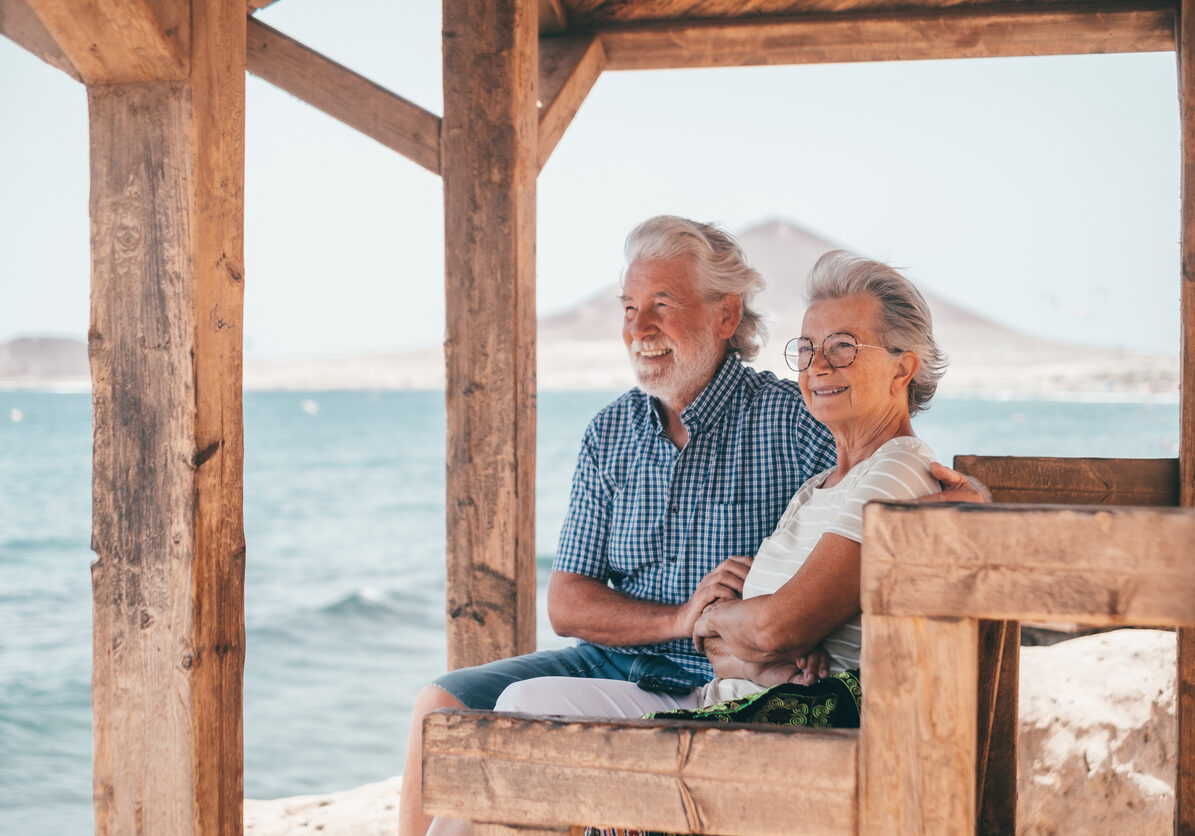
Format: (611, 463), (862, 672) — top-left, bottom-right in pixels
(701, 436), (937, 706)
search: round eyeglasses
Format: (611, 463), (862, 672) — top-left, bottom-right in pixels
(784, 332), (897, 372)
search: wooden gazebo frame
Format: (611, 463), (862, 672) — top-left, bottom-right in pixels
(1, 1), (1191, 833)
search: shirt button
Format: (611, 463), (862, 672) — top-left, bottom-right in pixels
(668, 555), (678, 562)
(669, 504), (679, 514)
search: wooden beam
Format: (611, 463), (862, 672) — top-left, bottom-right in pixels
(245, 18), (441, 174)
(1178, 1), (1195, 831)
(860, 614), (978, 834)
(87, 1), (245, 833)
(423, 710), (858, 834)
(441, 0), (538, 668)
(861, 503), (1195, 626)
(975, 618), (1018, 835)
(953, 455), (1179, 506)
(25, 0), (187, 83)
(0, 0), (80, 80)
(597, 4), (1177, 71)
(538, 34), (606, 171)
(538, 0), (567, 35)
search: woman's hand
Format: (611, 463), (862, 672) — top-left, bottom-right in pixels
(675, 555), (752, 640)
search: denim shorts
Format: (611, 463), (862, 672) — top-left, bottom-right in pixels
(432, 643), (703, 710)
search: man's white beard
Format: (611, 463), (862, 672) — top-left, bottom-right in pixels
(630, 335), (724, 406)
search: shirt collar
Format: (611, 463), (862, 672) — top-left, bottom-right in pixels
(640, 354), (745, 436)
(680, 353), (744, 432)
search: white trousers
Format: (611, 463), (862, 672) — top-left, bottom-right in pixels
(494, 675), (702, 719)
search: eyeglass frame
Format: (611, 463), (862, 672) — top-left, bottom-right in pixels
(783, 332), (900, 373)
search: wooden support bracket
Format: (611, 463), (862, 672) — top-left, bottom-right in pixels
(538, 34), (606, 171)
(246, 17), (441, 174)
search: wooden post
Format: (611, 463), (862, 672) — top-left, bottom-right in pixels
(26, 0), (247, 831)
(1181, 3), (1195, 832)
(975, 618), (1019, 835)
(441, 0), (538, 669)
(860, 614), (979, 835)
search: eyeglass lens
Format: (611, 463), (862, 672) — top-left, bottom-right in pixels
(784, 333), (859, 372)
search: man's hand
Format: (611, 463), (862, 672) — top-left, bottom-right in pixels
(918, 462), (992, 504)
(676, 555), (752, 639)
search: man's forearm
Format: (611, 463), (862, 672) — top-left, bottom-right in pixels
(547, 571), (687, 646)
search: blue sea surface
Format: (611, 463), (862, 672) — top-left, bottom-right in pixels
(0, 389), (1180, 834)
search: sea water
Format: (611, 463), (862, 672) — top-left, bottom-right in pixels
(0, 389), (1180, 834)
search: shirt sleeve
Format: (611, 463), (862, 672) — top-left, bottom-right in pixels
(553, 422), (615, 580)
(824, 447), (938, 544)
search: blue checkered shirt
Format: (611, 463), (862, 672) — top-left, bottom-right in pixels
(554, 355), (837, 681)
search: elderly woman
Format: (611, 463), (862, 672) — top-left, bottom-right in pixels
(491, 250), (948, 721)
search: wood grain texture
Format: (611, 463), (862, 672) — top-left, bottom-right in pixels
(954, 455), (1179, 506)
(538, 34), (606, 171)
(1180, 2), (1195, 830)
(424, 710), (858, 834)
(975, 619), (1018, 835)
(0, 0), (80, 79)
(188, 2), (246, 833)
(597, 4), (1176, 70)
(862, 503), (1195, 626)
(442, 0), (539, 669)
(860, 614), (978, 834)
(88, 2), (245, 833)
(26, 0), (187, 82)
(246, 18), (441, 173)
(556, 0), (1140, 27)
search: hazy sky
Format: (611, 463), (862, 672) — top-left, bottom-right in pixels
(0, 0), (1182, 357)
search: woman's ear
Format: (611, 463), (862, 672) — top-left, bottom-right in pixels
(890, 351), (920, 395)
(716, 294), (743, 340)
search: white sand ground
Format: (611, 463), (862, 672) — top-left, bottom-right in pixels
(244, 628), (1178, 835)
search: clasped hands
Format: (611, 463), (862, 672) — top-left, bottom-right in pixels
(682, 554), (830, 687)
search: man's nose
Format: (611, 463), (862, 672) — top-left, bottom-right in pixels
(627, 307), (659, 339)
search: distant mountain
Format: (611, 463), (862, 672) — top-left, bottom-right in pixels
(0, 337), (88, 382)
(3, 221), (1177, 395)
(539, 218), (1176, 396)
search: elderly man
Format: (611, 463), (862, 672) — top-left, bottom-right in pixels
(399, 216), (979, 835)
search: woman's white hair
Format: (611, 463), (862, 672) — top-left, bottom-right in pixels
(806, 250), (947, 415)
(623, 215), (766, 360)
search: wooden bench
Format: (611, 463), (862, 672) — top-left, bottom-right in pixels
(423, 457), (1189, 834)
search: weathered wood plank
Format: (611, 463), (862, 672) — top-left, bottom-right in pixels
(975, 619), (1018, 835)
(954, 455), (1179, 506)
(0, 0), (80, 80)
(188, 2), (247, 832)
(424, 711), (858, 835)
(598, 4), (1176, 71)
(26, 0), (187, 83)
(87, 2), (245, 833)
(860, 614), (978, 834)
(245, 17), (441, 174)
(442, 0), (538, 669)
(1181, 0), (1195, 830)
(538, 34), (606, 171)
(861, 503), (1195, 626)
(561, 0), (1155, 27)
